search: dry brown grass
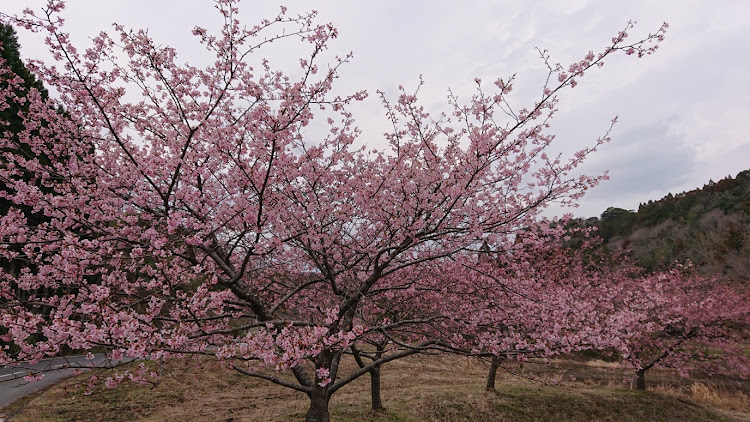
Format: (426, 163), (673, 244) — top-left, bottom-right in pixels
(690, 382), (750, 411)
(2, 355), (749, 421)
(651, 382), (750, 413)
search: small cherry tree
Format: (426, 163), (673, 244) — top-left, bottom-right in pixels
(0, 1), (668, 420)
(438, 225), (628, 392)
(608, 268), (750, 390)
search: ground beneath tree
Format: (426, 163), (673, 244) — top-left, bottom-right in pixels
(2, 355), (748, 421)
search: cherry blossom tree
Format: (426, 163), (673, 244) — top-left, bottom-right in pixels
(458, 234), (750, 393)
(608, 267), (750, 390)
(436, 225), (629, 392)
(0, 1), (669, 420)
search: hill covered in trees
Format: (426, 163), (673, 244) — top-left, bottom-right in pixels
(573, 169), (750, 279)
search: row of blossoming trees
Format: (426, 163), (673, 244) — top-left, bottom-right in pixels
(0, 1), (748, 421)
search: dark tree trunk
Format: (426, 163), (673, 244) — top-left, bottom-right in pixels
(635, 369), (646, 390)
(485, 356), (503, 392)
(305, 387), (330, 422)
(370, 364), (384, 411)
(351, 342), (386, 411)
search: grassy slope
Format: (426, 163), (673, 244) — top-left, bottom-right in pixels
(2, 355), (748, 422)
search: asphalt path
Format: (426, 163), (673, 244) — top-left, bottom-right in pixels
(0, 354), (122, 410)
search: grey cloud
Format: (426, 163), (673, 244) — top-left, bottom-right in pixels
(574, 120), (698, 214)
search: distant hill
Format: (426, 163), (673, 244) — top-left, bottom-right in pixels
(570, 169), (750, 280)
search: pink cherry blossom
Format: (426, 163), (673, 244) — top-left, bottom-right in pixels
(0, 2), (678, 420)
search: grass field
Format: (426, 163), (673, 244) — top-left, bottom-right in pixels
(2, 355), (749, 421)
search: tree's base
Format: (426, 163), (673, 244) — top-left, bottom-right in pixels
(635, 370), (647, 390)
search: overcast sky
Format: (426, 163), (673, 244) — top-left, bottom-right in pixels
(6, 0), (750, 218)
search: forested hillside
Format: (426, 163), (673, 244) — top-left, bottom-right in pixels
(575, 169), (750, 279)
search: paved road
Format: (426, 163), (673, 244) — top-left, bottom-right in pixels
(0, 354), (118, 410)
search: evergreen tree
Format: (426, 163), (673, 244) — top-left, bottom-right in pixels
(0, 23), (62, 351)
(0, 22), (51, 219)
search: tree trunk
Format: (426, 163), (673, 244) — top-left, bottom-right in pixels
(485, 356), (503, 392)
(305, 387), (330, 422)
(370, 365), (384, 411)
(351, 342), (387, 411)
(635, 369), (646, 390)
